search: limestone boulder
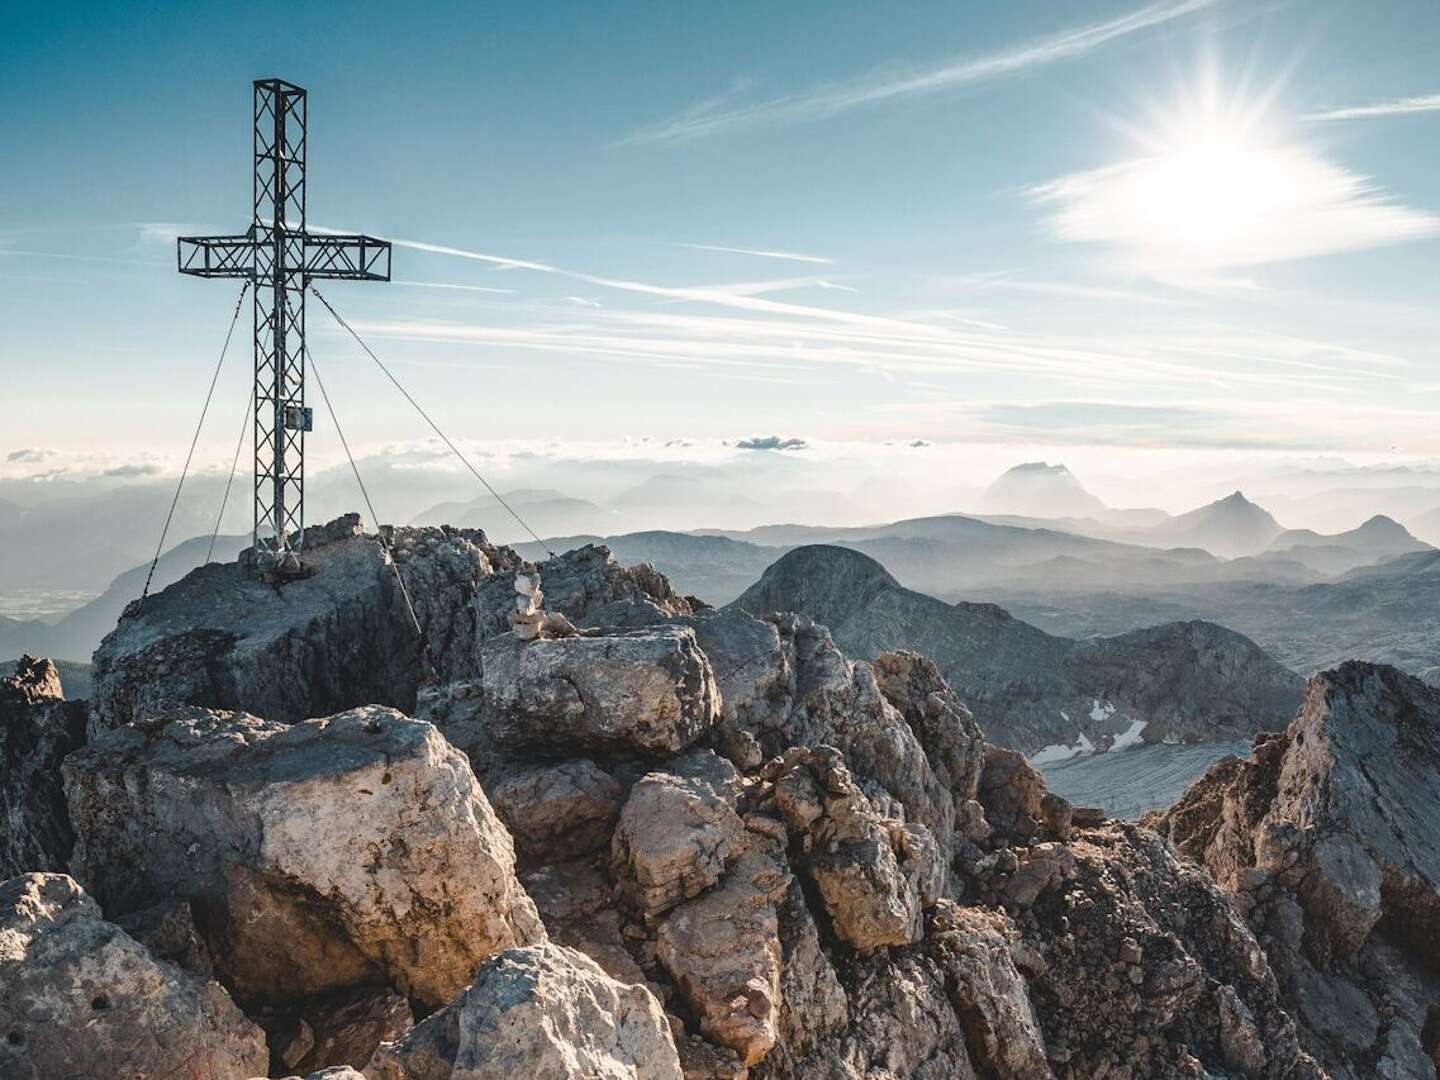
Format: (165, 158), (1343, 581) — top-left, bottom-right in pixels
(63, 705), (543, 1009)
(0, 656), (86, 878)
(612, 749), (746, 917)
(477, 626), (720, 756)
(488, 758), (624, 863)
(656, 847), (789, 1067)
(0, 872), (268, 1078)
(367, 942), (682, 1079)
(88, 516), (522, 732)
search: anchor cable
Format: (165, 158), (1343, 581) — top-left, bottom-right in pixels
(142, 280), (249, 601)
(206, 389), (252, 564)
(306, 343), (424, 638)
(309, 283), (556, 557)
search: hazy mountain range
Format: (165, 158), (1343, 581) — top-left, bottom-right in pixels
(7, 458), (1440, 691)
(728, 544), (1302, 756)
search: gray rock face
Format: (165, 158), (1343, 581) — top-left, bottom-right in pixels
(89, 516), (693, 734)
(1153, 660), (1440, 1079)
(89, 517), (504, 732)
(477, 627), (720, 756)
(63, 704), (543, 1010)
(731, 544), (1302, 753)
(0, 656), (86, 878)
(0, 872), (268, 1078)
(48, 517), (1346, 1079)
(366, 942), (682, 1079)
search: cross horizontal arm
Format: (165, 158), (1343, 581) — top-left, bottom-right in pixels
(304, 234), (391, 281)
(177, 234), (254, 278)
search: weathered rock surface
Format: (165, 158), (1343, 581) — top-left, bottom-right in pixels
(764, 746), (935, 950)
(612, 749), (746, 917)
(367, 942), (682, 1079)
(64, 704), (543, 1010)
(731, 544), (1303, 754)
(89, 516), (692, 733)
(1153, 660), (1440, 1079)
(51, 516), (1361, 1079)
(477, 626), (720, 756)
(0, 656), (86, 879)
(0, 872), (268, 1078)
(488, 757), (624, 863)
(657, 845), (788, 1065)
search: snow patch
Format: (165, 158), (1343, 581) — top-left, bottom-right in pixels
(1089, 699), (1116, 723)
(1029, 729), (1095, 766)
(1110, 718), (1148, 752)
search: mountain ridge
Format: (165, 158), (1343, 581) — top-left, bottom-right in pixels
(728, 544), (1302, 755)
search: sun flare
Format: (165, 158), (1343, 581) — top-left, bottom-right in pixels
(1031, 86), (1440, 276)
(1129, 132), (1296, 258)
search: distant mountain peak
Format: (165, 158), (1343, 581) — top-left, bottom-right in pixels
(980, 461), (1105, 519)
(1011, 461), (1071, 475)
(1358, 513), (1403, 530)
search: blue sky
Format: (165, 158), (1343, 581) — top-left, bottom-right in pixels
(3, 0), (1440, 481)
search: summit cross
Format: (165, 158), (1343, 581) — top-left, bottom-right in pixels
(178, 78), (391, 574)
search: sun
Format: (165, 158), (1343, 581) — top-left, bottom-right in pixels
(1029, 67), (1438, 279)
(1127, 128), (1298, 261)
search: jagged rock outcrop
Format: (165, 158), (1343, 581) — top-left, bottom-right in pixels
(52, 513), (1345, 1078)
(0, 872), (268, 1078)
(89, 515), (693, 733)
(63, 704), (543, 1011)
(367, 943), (682, 1079)
(0, 655), (86, 878)
(732, 544), (1302, 754)
(764, 746), (937, 950)
(1152, 660), (1440, 1078)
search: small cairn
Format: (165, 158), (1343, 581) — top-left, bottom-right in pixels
(508, 567), (578, 641)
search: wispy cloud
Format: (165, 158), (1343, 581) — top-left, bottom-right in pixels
(1304, 93), (1440, 122)
(392, 279), (518, 295)
(679, 243), (835, 265)
(1029, 143), (1440, 274)
(620, 0), (1215, 144)
(933, 272), (1192, 306)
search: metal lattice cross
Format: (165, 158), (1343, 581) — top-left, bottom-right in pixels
(178, 78), (391, 574)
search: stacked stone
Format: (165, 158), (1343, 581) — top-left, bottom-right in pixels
(509, 569), (546, 641)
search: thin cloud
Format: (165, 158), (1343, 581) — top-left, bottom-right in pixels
(621, 0), (1216, 144)
(391, 279), (517, 295)
(1304, 93), (1440, 122)
(680, 243), (835, 265)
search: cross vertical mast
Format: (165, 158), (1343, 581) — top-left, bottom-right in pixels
(177, 78), (391, 577)
(254, 78), (308, 572)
